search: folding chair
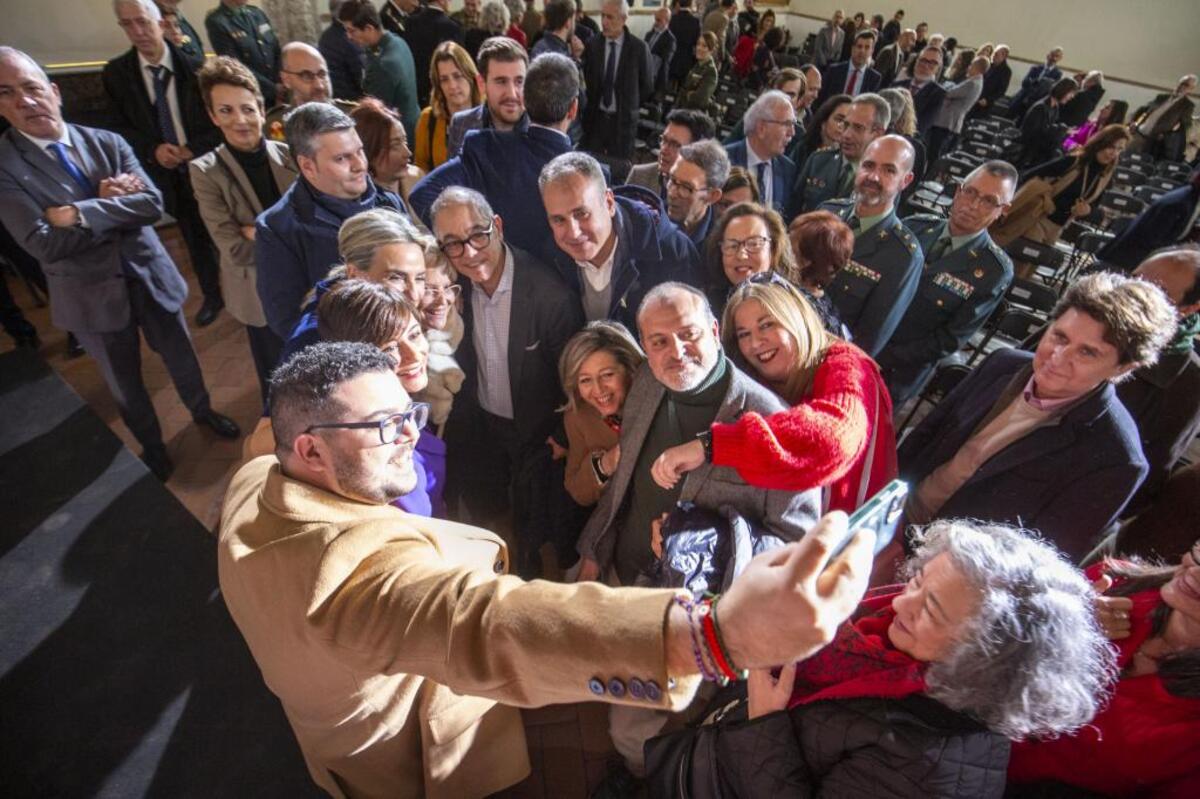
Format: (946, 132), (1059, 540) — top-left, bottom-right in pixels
(1097, 191), (1146, 231)
(1005, 238), (1068, 286)
(968, 308), (1046, 365)
(1146, 176), (1184, 193)
(1133, 184), (1167, 204)
(1004, 274), (1060, 316)
(898, 363), (974, 434)
(1060, 230), (1115, 286)
(1112, 166), (1147, 192)
(1120, 150), (1153, 167)
(1157, 161), (1192, 181)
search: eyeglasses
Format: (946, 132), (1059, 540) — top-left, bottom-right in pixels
(305, 403), (430, 445)
(719, 235), (771, 255)
(956, 185), (1004, 211)
(422, 284), (461, 302)
(282, 69), (330, 83)
(666, 175), (706, 198)
(438, 223), (494, 258)
(763, 117), (796, 128)
(660, 134), (686, 151)
(917, 57), (941, 67)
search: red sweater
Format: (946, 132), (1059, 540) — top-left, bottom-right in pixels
(1007, 564), (1200, 797)
(711, 341), (898, 512)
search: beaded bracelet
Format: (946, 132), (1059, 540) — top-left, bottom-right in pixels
(673, 595), (719, 682)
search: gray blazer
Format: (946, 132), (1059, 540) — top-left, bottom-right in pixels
(932, 75), (984, 134)
(576, 360), (822, 570)
(0, 124), (187, 334)
(812, 25), (845, 69)
(625, 162), (664, 195)
(189, 140), (298, 327)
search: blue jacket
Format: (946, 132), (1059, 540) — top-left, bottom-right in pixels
(898, 348), (1147, 560)
(547, 187), (703, 331)
(724, 139), (796, 219)
(1097, 182), (1200, 271)
(255, 178), (404, 338)
(317, 21), (366, 100)
(410, 125), (574, 254)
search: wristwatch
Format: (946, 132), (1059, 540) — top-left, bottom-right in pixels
(591, 451), (611, 484)
(696, 430), (713, 463)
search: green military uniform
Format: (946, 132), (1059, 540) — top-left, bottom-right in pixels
(363, 31), (421, 142)
(264, 99), (359, 143)
(877, 214), (1014, 404)
(819, 198), (923, 357)
(788, 146), (855, 219)
(206, 2), (282, 105)
(175, 13), (207, 72)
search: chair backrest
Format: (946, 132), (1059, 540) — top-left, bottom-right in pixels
(1147, 176), (1184, 193)
(1157, 161), (1192, 180)
(944, 157), (974, 180)
(1098, 190), (1146, 217)
(1076, 230), (1115, 255)
(1113, 166), (1147, 188)
(1120, 150), (1153, 167)
(927, 363), (973, 400)
(1006, 276), (1060, 315)
(1134, 184), (1166, 204)
(995, 307), (1046, 343)
(1006, 237), (1067, 271)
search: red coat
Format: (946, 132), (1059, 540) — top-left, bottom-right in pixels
(710, 340), (898, 512)
(1007, 564), (1200, 797)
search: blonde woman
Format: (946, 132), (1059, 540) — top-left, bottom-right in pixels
(415, 256), (465, 430)
(558, 321), (645, 507)
(414, 41), (481, 171)
(652, 276), (897, 515)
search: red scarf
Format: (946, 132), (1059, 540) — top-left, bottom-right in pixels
(788, 587), (928, 708)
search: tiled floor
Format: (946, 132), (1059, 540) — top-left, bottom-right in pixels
(1, 226), (618, 797)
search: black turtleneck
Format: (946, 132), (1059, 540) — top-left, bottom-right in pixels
(228, 139), (281, 210)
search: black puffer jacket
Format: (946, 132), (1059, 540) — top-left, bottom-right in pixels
(673, 694), (1010, 798)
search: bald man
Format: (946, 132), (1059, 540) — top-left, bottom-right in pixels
(264, 43), (358, 142)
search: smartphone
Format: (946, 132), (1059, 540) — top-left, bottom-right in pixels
(830, 479), (909, 559)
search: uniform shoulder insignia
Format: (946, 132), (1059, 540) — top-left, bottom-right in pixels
(816, 144), (838, 153)
(333, 99), (360, 113)
(908, 213), (942, 223)
(825, 197), (853, 208)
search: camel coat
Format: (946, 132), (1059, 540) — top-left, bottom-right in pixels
(219, 457), (697, 799)
(189, 140), (297, 327)
(563, 404), (621, 507)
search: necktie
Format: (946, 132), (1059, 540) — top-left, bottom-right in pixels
(846, 67), (859, 95)
(47, 142), (95, 197)
(756, 161), (769, 206)
(846, 213), (861, 234)
(602, 41), (617, 109)
(927, 235), (952, 264)
(148, 65), (179, 145)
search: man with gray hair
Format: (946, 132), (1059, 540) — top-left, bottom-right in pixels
(255, 102), (406, 339)
(581, 0), (653, 159)
(264, 42), (359, 142)
(724, 90), (798, 216)
(104, 0), (227, 325)
(539, 151), (702, 330)
(0, 47), (239, 480)
(412, 52), (581, 254)
(1129, 74), (1197, 160)
(574, 280), (821, 780)
(666, 139), (728, 247)
(789, 92), (889, 218)
(429, 186), (582, 575)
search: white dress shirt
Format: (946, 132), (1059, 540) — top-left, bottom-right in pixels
(471, 245), (516, 419)
(745, 142), (772, 209)
(600, 33), (625, 114)
(138, 46), (188, 147)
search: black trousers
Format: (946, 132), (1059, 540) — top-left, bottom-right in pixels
(245, 323), (283, 406)
(584, 110), (634, 160)
(164, 171), (222, 305)
(73, 279), (211, 452)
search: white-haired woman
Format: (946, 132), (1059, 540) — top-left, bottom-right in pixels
(656, 520), (1116, 797)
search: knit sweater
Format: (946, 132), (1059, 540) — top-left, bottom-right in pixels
(710, 341), (897, 512)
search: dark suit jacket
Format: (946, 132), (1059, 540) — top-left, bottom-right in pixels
(410, 125), (574, 255)
(1133, 93), (1197, 140)
(100, 41), (221, 206)
(1019, 98), (1066, 167)
(449, 244), (583, 451)
(898, 348), (1147, 559)
(583, 29), (654, 157)
(1096, 184), (1200, 271)
(873, 43), (909, 88)
(724, 139), (796, 218)
(404, 7), (464, 107)
(668, 10), (701, 81)
(645, 26), (677, 95)
(891, 78), (946, 139)
(318, 21), (366, 101)
(0, 125), (187, 333)
(818, 61), (883, 108)
(979, 61), (1012, 106)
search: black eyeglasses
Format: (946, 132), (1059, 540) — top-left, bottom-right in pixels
(282, 69), (329, 82)
(305, 403), (430, 445)
(666, 175), (706, 198)
(438, 223), (494, 258)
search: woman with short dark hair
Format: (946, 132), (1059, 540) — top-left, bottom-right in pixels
(704, 202), (797, 316)
(1017, 76), (1078, 167)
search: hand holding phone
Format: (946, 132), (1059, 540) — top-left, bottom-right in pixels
(830, 480), (908, 560)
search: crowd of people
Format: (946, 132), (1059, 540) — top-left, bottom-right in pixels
(0, 1), (1198, 797)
